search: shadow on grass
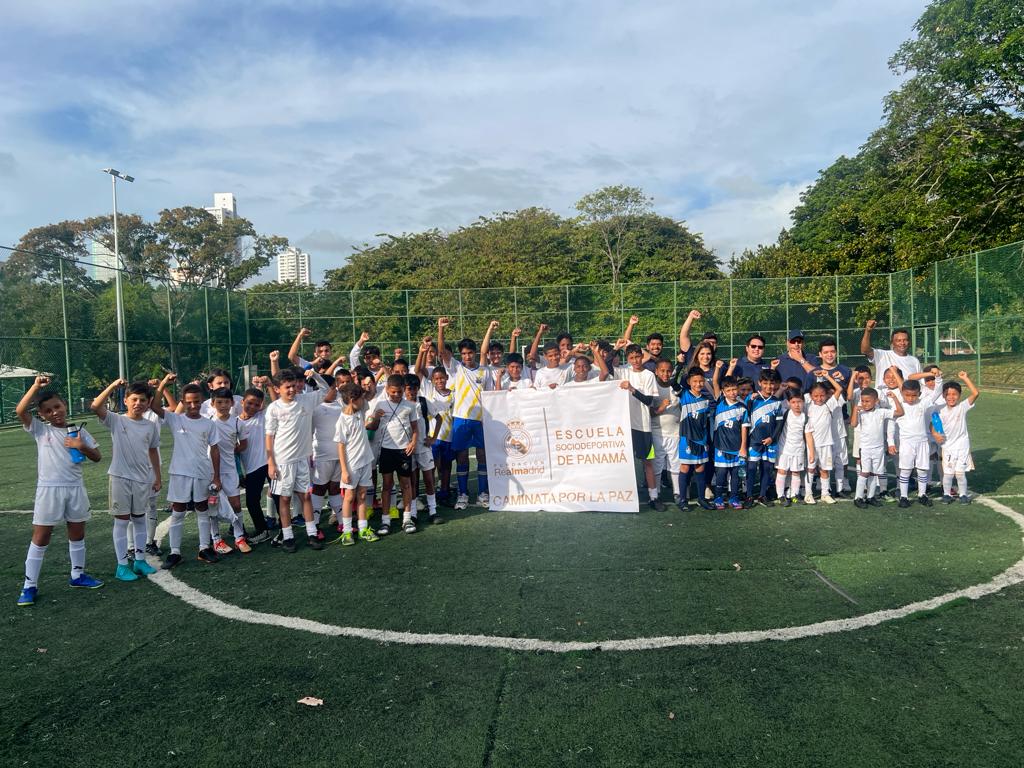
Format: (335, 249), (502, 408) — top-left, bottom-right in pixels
(968, 448), (1017, 494)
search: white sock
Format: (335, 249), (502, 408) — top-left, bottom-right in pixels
(956, 472), (968, 496)
(855, 475), (867, 499)
(197, 513), (212, 549)
(328, 494), (343, 515)
(878, 472), (888, 493)
(209, 516), (221, 541)
(282, 525), (294, 540)
(231, 509), (245, 538)
(170, 510), (186, 554)
(670, 473), (680, 497)
(131, 515), (147, 554)
(305, 521), (318, 537)
(69, 539), (85, 579)
(147, 498), (158, 540)
(113, 518), (130, 566)
(427, 494), (437, 513)
(942, 474), (954, 496)
(868, 475), (879, 497)
(342, 517), (353, 534)
(775, 473), (787, 498)
(649, 487), (659, 501)
(357, 519), (368, 531)
(24, 543), (47, 588)
(917, 470), (928, 497)
(820, 473), (832, 496)
(790, 475), (801, 497)
(410, 498), (418, 519)
(899, 471), (911, 498)
(311, 493), (324, 513)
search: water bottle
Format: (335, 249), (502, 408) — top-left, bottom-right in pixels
(931, 411), (945, 436)
(207, 483), (219, 506)
(738, 464), (746, 481)
(66, 425), (85, 464)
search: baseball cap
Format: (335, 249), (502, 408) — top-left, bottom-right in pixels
(788, 329), (805, 341)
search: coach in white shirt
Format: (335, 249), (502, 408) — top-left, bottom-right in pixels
(860, 319), (921, 388)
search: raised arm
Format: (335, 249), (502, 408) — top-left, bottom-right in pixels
(15, 375), (49, 428)
(860, 319), (876, 359)
(509, 327), (522, 357)
(527, 323), (547, 366)
(679, 309), (701, 356)
(269, 350), (281, 378)
(591, 340), (610, 380)
(414, 337), (432, 379)
(150, 372), (177, 418)
(350, 331), (369, 368)
(959, 371), (980, 404)
(711, 360), (724, 399)
(91, 377), (126, 420)
(288, 327), (311, 366)
(885, 390), (904, 418)
(437, 317), (452, 365)
(480, 319), (499, 367)
(623, 314), (639, 345)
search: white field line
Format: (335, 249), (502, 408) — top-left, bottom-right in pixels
(143, 496), (1024, 652)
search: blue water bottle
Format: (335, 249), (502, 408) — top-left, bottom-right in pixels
(66, 424), (85, 464)
(931, 411), (945, 437)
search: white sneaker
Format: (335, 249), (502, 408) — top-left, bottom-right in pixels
(454, 494), (469, 510)
(477, 492), (490, 507)
(804, 493), (817, 505)
(820, 493), (837, 505)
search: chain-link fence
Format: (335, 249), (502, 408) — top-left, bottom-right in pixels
(2, 241), (1022, 423)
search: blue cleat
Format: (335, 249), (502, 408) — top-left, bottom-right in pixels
(69, 573), (104, 589)
(114, 564), (139, 582)
(18, 586), (38, 606)
(713, 496), (726, 510)
(132, 558), (158, 576)
(728, 496), (744, 509)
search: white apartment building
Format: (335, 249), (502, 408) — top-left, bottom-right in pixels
(277, 246), (312, 285)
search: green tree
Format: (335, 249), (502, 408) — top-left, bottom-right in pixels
(573, 185), (654, 287)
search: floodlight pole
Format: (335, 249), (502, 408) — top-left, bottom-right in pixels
(102, 168), (133, 381)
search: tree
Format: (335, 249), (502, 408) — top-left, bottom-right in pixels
(573, 186), (654, 287)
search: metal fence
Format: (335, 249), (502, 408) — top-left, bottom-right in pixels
(2, 240), (1022, 423)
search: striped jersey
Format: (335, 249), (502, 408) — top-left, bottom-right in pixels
(678, 390), (711, 446)
(712, 396), (750, 454)
(421, 377), (455, 441)
(745, 393), (784, 447)
(446, 359), (489, 421)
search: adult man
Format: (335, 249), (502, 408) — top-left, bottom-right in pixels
(621, 315), (667, 372)
(860, 320), (921, 387)
(733, 334), (772, 381)
(773, 329), (819, 384)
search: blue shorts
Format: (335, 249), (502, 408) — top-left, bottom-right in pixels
(678, 436), (709, 465)
(451, 418), (485, 452)
(431, 439), (456, 465)
(714, 449), (743, 468)
(748, 443), (778, 462)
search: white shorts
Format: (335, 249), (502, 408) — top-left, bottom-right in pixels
(833, 434), (848, 469)
(341, 462), (374, 490)
(808, 445), (833, 471)
(270, 460), (311, 497)
(312, 458), (341, 485)
(652, 433), (681, 474)
(413, 445), (435, 472)
(167, 474), (211, 504)
(899, 440), (930, 471)
(220, 467), (241, 498)
(860, 452), (886, 476)
(942, 447), (975, 474)
(33, 485), (91, 526)
(777, 452), (805, 472)
(109, 476), (151, 516)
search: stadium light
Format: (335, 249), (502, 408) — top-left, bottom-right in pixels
(101, 168), (135, 382)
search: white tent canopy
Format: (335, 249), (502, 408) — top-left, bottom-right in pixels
(0, 365), (54, 379)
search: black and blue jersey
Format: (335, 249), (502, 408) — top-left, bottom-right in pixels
(712, 396), (749, 455)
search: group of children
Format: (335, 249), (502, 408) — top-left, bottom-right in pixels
(14, 315), (982, 607)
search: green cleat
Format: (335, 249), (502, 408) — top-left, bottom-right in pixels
(132, 558), (158, 576)
(359, 527), (380, 543)
(115, 563), (140, 582)
(336, 531), (355, 546)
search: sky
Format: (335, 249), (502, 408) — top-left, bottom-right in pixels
(0, 0), (928, 283)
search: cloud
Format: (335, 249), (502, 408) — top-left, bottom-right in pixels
(0, 152), (14, 177)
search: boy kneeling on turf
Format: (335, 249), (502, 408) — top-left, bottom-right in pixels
(16, 376), (103, 606)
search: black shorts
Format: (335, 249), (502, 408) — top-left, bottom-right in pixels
(631, 429), (654, 461)
(379, 447), (413, 477)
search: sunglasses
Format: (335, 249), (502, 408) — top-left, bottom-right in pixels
(748, 344), (764, 349)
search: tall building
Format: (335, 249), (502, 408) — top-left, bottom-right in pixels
(88, 240), (119, 282)
(277, 246), (312, 285)
(205, 193), (237, 224)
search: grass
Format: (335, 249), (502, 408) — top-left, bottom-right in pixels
(1, 394), (1023, 767)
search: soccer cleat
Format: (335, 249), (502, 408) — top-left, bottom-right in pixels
(430, 514), (445, 525)
(250, 530), (272, 545)
(162, 553), (183, 570)
(336, 531), (355, 546)
(327, 511), (337, 526)
(918, 495), (933, 507)
(376, 522), (391, 536)
(270, 531), (284, 547)
(315, 529), (326, 542)
(290, 514), (304, 526)
(649, 499), (666, 512)
(677, 499), (690, 512)
(854, 497), (868, 509)
(307, 535), (324, 551)
(728, 497), (743, 510)
(780, 496), (792, 508)
(197, 547), (219, 564)
(213, 539), (233, 555)
(836, 489), (852, 499)
(477, 492), (490, 507)
(281, 537), (297, 553)
(713, 496), (726, 510)
(940, 494), (955, 504)
(69, 572), (104, 589)
(372, 499), (383, 512)
(820, 494), (837, 505)
(696, 497), (716, 510)
(388, 506), (401, 520)
(959, 495), (971, 504)
(115, 563), (140, 582)
(132, 559), (158, 576)
(454, 494), (469, 511)
(867, 496), (884, 507)
(898, 497), (911, 508)
(17, 586), (38, 606)
(742, 497), (756, 509)
(804, 493), (816, 505)
(126, 547), (135, 561)
(145, 541), (162, 556)
(234, 537), (253, 554)
(403, 518), (418, 534)
(359, 527), (380, 543)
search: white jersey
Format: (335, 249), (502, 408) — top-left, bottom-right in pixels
(264, 389), (327, 464)
(892, 394), (930, 444)
(869, 348), (922, 389)
(446, 359), (490, 421)
(200, 395), (243, 420)
(778, 411), (807, 456)
(502, 373), (535, 391)
(564, 371), (603, 387)
(651, 382), (680, 437)
(937, 400), (973, 453)
(239, 410), (267, 471)
(144, 409), (162, 462)
(804, 396), (844, 449)
(25, 419), (98, 487)
(209, 414), (245, 471)
(163, 411), (217, 479)
(614, 365), (658, 432)
(370, 395), (418, 450)
(421, 378), (454, 441)
(334, 410), (373, 470)
(312, 400), (343, 459)
(857, 408), (891, 454)
(101, 411), (160, 484)
(533, 365), (569, 390)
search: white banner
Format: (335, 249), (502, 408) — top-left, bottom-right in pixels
(482, 381), (639, 512)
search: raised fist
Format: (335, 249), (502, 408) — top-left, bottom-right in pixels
(629, 314), (639, 325)
(688, 310), (702, 320)
(269, 350), (280, 362)
(299, 327), (312, 338)
(358, 331), (371, 344)
(865, 319), (877, 330)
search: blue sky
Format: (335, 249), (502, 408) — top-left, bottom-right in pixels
(0, 0), (928, 283)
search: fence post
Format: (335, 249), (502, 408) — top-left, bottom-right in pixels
(933, 262), (940, 364)
(784, 277), (790, 344)
(513, 286), (519, 334)
(166, 283), (176, 372)
(834, 274), (840, 352)
(565, 284), (570, 336)
(350, 291), (356, 345)
(673, 282), (678, 357)
(405, 289), (412, 355)
(243, 290), (250, 352)
(58, 259), (73, 411)
(204, 286), (212, 370)
(458, 288), (465, 337)
(888, 272), (894, 331)
(909, 269), (917, 354)
(974, 252), (982, 384)
(728, 279), (735, 358)
(226, 289), (234, 377)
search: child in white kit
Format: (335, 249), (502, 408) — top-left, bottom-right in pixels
(933, 371), (980, 504)
(802, 376), (844, 505)
(851, 387), (902, 507)
(775, 389), (810, 507)
(892, 378), (933, 507)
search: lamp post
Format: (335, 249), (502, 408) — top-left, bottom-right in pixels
(101, 168), (134, 381)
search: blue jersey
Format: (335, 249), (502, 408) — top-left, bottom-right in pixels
(712, 396), (749, 455)
(678, 390), (711, 445)
(745, 393), (784, 446)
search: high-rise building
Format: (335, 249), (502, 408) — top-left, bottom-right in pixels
(277, 246), (312, 285)
(205, 193), (237, 225)
(88, 240), (119, 282)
